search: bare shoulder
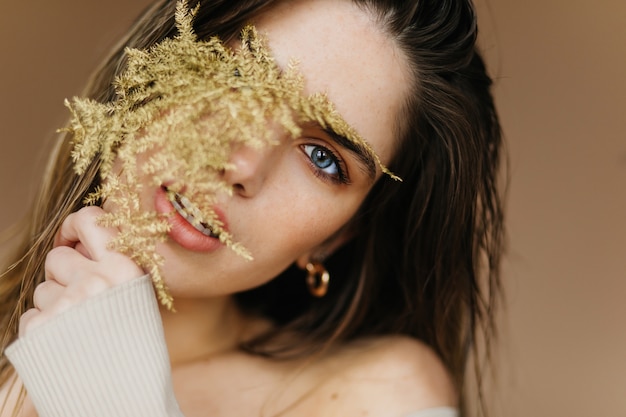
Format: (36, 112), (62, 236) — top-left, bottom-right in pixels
(345, 336), (457, 404)
(0, 375), (37, 417)
(307, 336), (457, 416)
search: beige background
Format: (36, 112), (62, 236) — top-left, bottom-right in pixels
(1, 1), (625, 416)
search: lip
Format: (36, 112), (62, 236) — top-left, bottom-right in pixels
(154, 186), (227, 253)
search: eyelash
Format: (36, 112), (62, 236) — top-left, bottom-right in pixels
(301, 144), (349, 185)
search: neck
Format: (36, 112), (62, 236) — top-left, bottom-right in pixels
(159, 295), (250, 366)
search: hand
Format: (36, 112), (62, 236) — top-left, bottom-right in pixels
(19, 206), (145, 337)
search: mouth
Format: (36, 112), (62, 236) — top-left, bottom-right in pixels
(164, 187), (221, 239)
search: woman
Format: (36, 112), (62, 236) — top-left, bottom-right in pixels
(0, 0), (504, 416)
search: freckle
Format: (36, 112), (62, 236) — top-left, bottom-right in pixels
(331, 393), (338, 400)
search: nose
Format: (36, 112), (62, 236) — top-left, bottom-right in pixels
(221, 143), (275, 197)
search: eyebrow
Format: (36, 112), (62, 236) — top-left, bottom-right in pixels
(322, 128), (377, 181)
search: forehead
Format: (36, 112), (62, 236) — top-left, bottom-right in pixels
(253, 0), (410, 167)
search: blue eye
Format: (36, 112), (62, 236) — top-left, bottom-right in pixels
(303, 144), (339, 175)
(301, 144), (349, 184)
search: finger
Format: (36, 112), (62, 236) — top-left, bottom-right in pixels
(19, 308), (40, 337)
(46, 240), (143, 288)
(54, 206), (117, 261)
(33, 280), (66, 311)
(75, 242), (91, 259)
(44, 245), (91, 285)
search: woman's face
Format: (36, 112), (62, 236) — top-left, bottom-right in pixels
(152, 0), (409, 297)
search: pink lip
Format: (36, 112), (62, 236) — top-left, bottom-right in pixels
(154, 186), (227, 253)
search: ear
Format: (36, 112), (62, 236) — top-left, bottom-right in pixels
(295, 224), (356, 270)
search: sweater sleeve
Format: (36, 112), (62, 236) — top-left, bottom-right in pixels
(5, 276), (185, 417)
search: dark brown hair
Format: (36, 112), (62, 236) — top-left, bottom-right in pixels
(0, 1), (504, 415)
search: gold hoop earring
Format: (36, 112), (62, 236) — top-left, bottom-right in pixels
(305, 262), (330, 298)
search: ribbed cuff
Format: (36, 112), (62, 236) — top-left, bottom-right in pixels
(6, 276), (184, 417)
(403, 407), (459, 417)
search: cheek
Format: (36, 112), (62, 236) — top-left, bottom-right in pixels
(245, 206), (346, 283)
(252, 180), (365, 263)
